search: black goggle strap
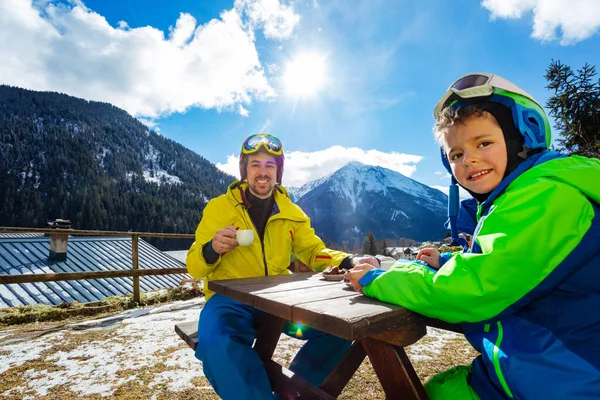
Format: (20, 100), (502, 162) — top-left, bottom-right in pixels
(448, 177), (469, 251)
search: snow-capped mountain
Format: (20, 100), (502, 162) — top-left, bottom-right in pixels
(293, 161), (448, 243)
(287, 174), (331, 202)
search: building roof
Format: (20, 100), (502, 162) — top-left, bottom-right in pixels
(385, 246), (419, 255)
(164, 250), (188, 264)
(0, 236), (189, 308)
(0, 233), (45, 239)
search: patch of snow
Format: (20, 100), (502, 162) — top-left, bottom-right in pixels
(142, 169), (182, 185)
(96, 148), (110, 168)
(0, 333), (61, 374)
(391, 209), (409, 221)
(23, 369), (85, 396)
(129, 145), (184, 185)
(149, 355), (199, 391)
(406, 327), (464, 361)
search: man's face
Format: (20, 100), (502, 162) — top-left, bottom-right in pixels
(443, 113), (508, 194)
(246, 152), (278, 199)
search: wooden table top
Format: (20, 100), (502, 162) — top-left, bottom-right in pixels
(208, 272), (423, 341)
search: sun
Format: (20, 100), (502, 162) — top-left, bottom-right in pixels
(282, 53), (326, 98)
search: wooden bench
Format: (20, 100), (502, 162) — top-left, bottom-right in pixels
(176, 315), (350, 399)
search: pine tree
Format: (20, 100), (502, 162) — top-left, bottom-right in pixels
(545, 60), (600, 158)
(362, 231), (378, 255)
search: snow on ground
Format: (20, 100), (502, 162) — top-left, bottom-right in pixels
(0, 298), (472, 399)
(408, 327), (465, 361)
(1, 298), (209, 398)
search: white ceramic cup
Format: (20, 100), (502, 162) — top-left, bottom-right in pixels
(236, 229), (254, 246)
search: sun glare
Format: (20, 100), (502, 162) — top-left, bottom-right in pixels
(282, 53), (326, 98)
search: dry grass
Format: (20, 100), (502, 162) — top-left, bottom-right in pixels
(0, 284), (203, 328)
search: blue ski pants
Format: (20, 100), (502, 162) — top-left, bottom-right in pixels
(195, 294), (352, 400)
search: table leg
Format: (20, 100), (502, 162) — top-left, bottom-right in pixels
(361, 337), (429, 400)
(253, 313), (286, 362)
(254, 314), (335, 400)
(320, 340), (367, 397)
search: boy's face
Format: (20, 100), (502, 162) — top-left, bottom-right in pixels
(442, 113), (508, 194)
(246, 152), (278, 199)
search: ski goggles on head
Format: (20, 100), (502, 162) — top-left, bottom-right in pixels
(241, 134), (283, 156)
(433, 73), (537, 119)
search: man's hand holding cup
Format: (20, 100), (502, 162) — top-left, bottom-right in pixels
(212, 226), (238, 255)
(212, 227), (255, 255)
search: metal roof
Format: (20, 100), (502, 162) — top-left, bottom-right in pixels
(0, 236), (190, 308)
(164, 250), (187, 264)
(0, 233), (45, 239)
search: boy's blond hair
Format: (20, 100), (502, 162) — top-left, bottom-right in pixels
(433, 104), (500, 147)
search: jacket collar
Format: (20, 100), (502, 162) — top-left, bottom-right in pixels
(478, 151), (565, 219)
(226, 180), (306, 221)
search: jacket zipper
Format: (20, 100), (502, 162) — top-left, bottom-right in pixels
(260, 217), (273, 276)
(244, 210), (269, 277)
(261, 240), (268, 276)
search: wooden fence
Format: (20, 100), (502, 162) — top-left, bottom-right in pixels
(0, 226), (194, 303)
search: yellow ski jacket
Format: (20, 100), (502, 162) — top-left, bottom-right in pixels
(187, 181), (351, 300)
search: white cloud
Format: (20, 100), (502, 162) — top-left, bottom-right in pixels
(430, 185), (471, 200)
(235, 0), (300, 39)
(238, 105), (250, 117)
(0, 0), (300, 118)
(482, 0), (600, 44)
(216, 145), (423, 187)
(137, 117), (159, 130)
(434, 170), (451, 179)
(168, 12), (197, 47)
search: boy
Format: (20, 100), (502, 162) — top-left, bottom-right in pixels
(346, 73), (600, 399)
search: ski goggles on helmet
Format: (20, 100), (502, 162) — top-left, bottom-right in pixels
(433, 73), (539, 119)
(241, 134), (283, 156)
(433, 72), (550, 150)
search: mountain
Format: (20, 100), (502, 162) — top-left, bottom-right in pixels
(293, 162), (448, 244)
(0, 85), (235, 248)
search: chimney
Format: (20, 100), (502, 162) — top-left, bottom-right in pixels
(48, 219), (72, 261)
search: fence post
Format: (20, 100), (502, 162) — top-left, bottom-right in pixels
(132, 234), (140, 304)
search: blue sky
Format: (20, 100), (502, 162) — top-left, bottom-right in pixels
(1, 0), (599, 193)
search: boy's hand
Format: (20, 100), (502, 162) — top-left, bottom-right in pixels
(212, 226), (238, 254)
(351, 256), (379, 268)
(416, 247), (441, 270)
(344, 263), (376, 292)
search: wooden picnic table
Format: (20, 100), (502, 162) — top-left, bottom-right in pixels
(175, 272), (462, 399)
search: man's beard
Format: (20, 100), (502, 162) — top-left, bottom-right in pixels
(248, 177), (274, 198)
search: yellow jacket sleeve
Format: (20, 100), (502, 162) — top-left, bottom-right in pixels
(292, 209), (350, 271)
(186, 199), (223, 279)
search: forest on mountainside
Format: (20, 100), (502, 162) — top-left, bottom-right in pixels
(0, 85), (235, 250)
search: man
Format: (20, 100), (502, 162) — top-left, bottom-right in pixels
(187, 133), (355, 399)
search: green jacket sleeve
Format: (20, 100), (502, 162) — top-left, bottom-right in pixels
(186, 199), (223, 279)
(363, 179), (594, 324)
